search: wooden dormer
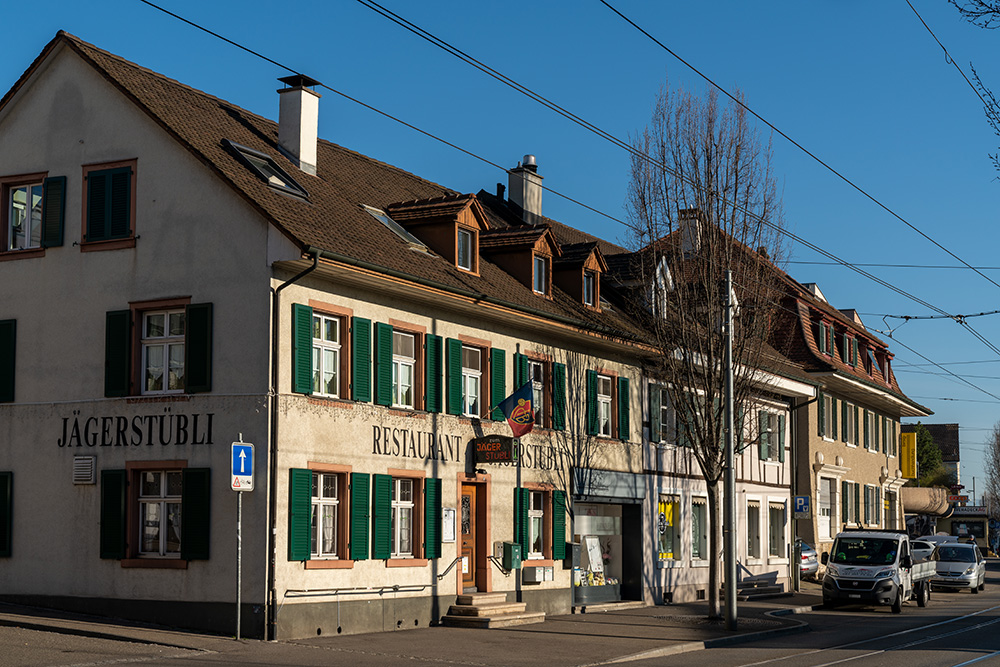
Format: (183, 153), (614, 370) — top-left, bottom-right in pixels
(386, 194), (491, 275)
(554, 242), (608, 310)
(480, 225), (562, 298)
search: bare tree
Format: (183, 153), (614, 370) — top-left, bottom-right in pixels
(984, 421), (1000, 514)
(622, 83), (787, 619)
(949, 2), (1000, 175)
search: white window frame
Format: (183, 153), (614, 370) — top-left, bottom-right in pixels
(659, 386), (674, 443)
(844, 402), (856, 446)
(6, 181), (43, 251)
(747, 499), (762, 561)
(691, 496), (708, 563)
(392, 331), (416, 409)
(391, 477), (415, 558)
(584, 270), (595, 306)
(764, 411), (779, 461)
(138, 470), (183, 558)
(312, 314), (341, 398)
(768, 499), (787, 561)
(822, 394), (834, 440)
(311, 472), (340, 558)
(597, 374), (613, 437)
(527, 490), (545, 559)
(818, 477), (835, 541)
(461, 345), (481, 418)
(141, 309), (185, 395)
(529, 360), (546, 426)
(457, 227), (473, 271)
(533, 255), (549, 294)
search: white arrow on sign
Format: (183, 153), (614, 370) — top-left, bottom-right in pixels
(239, 449), (247, 473)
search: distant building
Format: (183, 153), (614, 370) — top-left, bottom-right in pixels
(901, 423), (959, 485)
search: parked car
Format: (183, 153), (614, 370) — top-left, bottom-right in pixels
(911, 540), (936, 563)
(919, 534), (959, 545)
(797, 540), (819, 579)
(931, 543), (986, 593)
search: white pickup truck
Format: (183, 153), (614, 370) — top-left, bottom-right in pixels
(821, 529), (935, 613)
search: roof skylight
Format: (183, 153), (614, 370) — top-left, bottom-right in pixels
(223, 139), (308, 199)
(363, 205), (431, 252)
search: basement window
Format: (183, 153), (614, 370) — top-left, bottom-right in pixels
(223, 140), (308, 199)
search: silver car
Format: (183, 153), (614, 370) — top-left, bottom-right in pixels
(911, 540), (936, 562)
(797, 540), (819, 580)
(931, 543), (986, 593)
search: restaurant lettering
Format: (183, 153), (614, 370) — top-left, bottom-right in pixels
(372, 426), (462, 462)
(58, 413), (215, 448)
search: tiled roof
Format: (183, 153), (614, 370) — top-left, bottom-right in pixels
(9, 32), (649, 343)
(480, 226), (551, 251)
(386, 194), (485, 225)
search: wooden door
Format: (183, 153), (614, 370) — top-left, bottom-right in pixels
(461, 484), (477, 592)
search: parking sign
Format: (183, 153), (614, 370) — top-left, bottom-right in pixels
(232, 442), (254, 491)
(793, 495), (810, 519)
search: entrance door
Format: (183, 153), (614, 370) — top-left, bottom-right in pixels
(461, 484), (477, 592)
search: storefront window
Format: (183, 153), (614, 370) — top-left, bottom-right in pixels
(747, 501), (760, 559)
(769, 501), (786, 558)
(691, 499), (707, 560)
(575, 503), (622, 590)
(657, 495), (679, 561)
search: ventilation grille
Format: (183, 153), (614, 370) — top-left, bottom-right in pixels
(73, 456), (96, 485)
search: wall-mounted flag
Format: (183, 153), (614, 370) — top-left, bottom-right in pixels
(497, 381), (534, 438)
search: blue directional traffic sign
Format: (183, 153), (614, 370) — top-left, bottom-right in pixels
(231, 442), (254, 492)
(793, 495), (810, 519)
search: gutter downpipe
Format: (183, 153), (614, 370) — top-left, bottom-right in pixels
(266, 251), (319, 641)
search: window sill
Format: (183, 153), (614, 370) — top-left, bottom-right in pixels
(0, 248), (45, 261)
(125, 395), (191, 404)
(80, 237), (136, 252)
(768, 557), (789, 565)
(386, 408), (426, 419)
(524, 558), (555, 566)
(305, 559), (354, 569)
(307, 395), (354, 409)
(386, 558), (428, 568)
(690, 559), (710, 568)
(657, 559), (681, 569)
(121, 558), (187, 569)
(846, 443), (858, 448)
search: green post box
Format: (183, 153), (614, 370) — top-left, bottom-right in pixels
(502, 541), (522, 570)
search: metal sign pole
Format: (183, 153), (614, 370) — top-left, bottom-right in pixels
(237, 490), (242, 641)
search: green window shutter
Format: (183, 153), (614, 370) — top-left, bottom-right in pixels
(41, 176), (66, 248)
(371, 474), (391, 559)
(617, 377), (630, 441)
(425, 335), (442, 413)
(352, 317), (371, 402)
(736, 407), (744, 450)
(0, 472), (11, 557)
(586, 370), (598, 435)
(288, 468), (312, 561)
(181, 468), (211, 560)
(446, 338), (462, 415)
(863, 412), (870, 449)
(852, 339), (858, 366)
(758, 411), (769, 460)
(513, 487), (529, 553)
(854, 484), (861, 522)
(677, 398), (691, 448)
(514, 353), (529, 387)
(875, 488), (881, 524)
(0, 320), (14, 403)
(553, 362), (567, 431)
(831, 398), (838, 440)
(104, 310), (131, 398)
(552, 490), (566, 560)
(649, 383), (662, 440)
(100, 469), (127, 559)
(841, 481), (849, 525)
(864, 487), (871, 524)
(349, 473), (370, 560)
(184, 303), (213, 393)
(86, 167), (132, 241)
(778, 415), (786, 463)
(853, 407), (859, 446)
(817, 324), (826, 353)
(817, 390), (825, 437)
(881, 416), (887, 454)
(424, 478), (442, 559)
(292, 304), (313, 395)
(374, 323), (393, 407)
(490, 348), (506, 420)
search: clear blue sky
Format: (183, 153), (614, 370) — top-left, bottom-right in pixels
(6, 1), (1000, 493)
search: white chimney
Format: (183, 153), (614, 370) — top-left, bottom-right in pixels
(678, 208), (701, 256)
(508, 154), (543, 224)
(277, 75), (321, 175)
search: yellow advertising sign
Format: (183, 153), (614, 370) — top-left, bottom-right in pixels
(900, 432), (917, 479)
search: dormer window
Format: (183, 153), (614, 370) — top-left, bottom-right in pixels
(363, 205), (430, 253)
(584, 270), (596, 306)
(224, 140), (307, 199)
(533, 255), (549, 295)
(457, 227), (474, 271)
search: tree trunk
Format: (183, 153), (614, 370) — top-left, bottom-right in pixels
(705, 479), (722, 619)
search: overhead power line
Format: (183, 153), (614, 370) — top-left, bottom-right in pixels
(134, 0), (1000, 391)
(789, 260), (1000, 270)
(598, 0), (1000, 293)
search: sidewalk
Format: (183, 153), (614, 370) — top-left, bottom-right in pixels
(0, 587), (822, 666)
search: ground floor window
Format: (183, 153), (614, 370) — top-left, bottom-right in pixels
(819, 477), (835, 540)
(311, 472), (340, 558)
(138, 470), (182, 556)
(657, 495), (680, 561)
(768, 501), (786, 558)
(747, 501), (761, 559)
(391, 477), (415, 558)
(515, 486), (566, 563)
(575, 502), (622, 593)
(691, 498), (707, 560)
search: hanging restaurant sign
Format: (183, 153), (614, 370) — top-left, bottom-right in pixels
(472, 435), (519, 463)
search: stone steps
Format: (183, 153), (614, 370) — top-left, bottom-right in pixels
(442, 592), (546, 629)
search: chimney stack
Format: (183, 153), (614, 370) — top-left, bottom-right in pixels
(277, 74), (321, 175)
(508, 154), (543, 224)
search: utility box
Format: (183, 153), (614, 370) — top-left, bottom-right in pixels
(502, 542), (522, 570)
